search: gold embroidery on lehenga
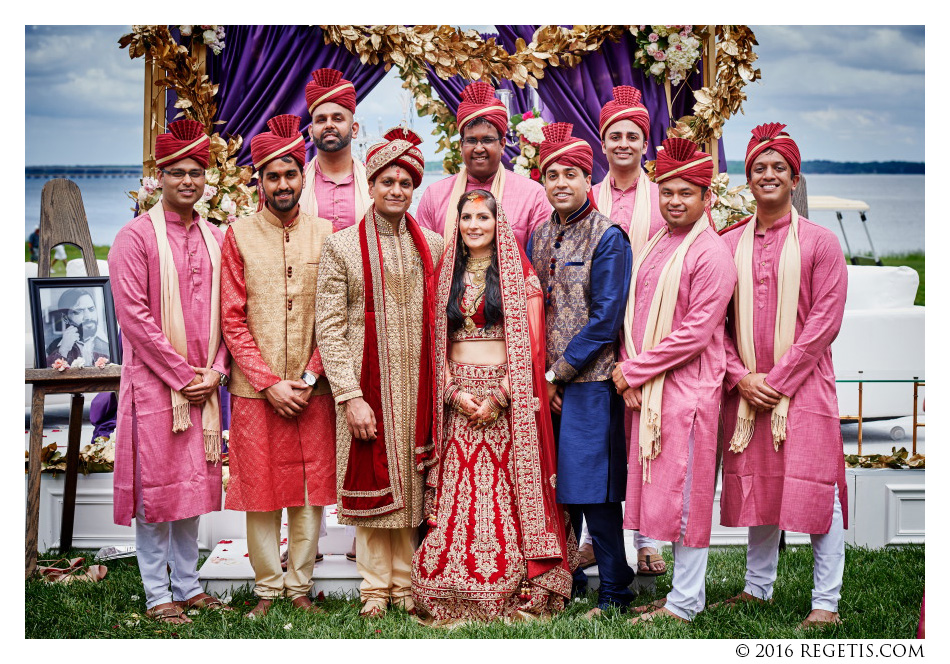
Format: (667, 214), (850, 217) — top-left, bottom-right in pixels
(472, 447), (501, 581)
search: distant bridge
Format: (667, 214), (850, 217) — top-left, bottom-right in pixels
(26, 166), (141, 179)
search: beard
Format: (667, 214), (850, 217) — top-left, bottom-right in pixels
(267, 188), (301, 212)
(314, 128), (353, 153)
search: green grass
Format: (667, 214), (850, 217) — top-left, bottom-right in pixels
(25, 243), (111, 277)
(880, 252), (924, 306)
(25, 544), (923, 639)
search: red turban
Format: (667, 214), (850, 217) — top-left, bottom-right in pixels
(654, 137), (713, 188)
(155, 119), (210, 169)
(745, 122), (801, 179)
(250, 115), (307, 171)
(538, 122), (593, 175)
(305, 68), (357, 116)
(599, 85), (651, 141)
(456, 81), (508, 139)
(365, 127), (425, 187)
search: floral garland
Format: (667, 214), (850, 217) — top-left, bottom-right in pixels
(509, 110), (547, 182)
(708, 172), (757, 231)
(630, 26), (704, 86)
(120, 26), (257, 225)
(321, 25), (757, 172)
(179, 25), (226, 55)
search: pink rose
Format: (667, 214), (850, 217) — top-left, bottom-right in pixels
(523, 111), (534, 120)
(655, 50), (667, 61)
(648, 33), (659, 42)
(95, 357), (108, 368)
(52, 358), (68, 372)
(227, 214), (238, 225)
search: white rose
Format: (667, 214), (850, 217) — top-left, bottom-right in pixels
(646, 42), (658, 55)
(516, 155), (529, 167)
(201, 184), (217, 202)
(523, 145), (536, 159)
(220, 193), (237, 215)
(513, 165), (530, 177)
(650, 62), (666, 76)
(203, 30), (217, 45)
(194, 201), (210, 218)
(668, 33), (681, 45)
(179, 26), (193, 37)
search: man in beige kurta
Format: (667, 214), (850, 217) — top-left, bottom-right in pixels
(316, 128), (443, 617)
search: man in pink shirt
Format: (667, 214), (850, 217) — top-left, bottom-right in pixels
(589, 85), (668, 577)
(416, 81), (550, 249)
(717, 123), (848, 630)
(301, 68), (370, 232)
(612, 138), (736, 624)
(110, 120), (231, 624)
(592, 86), (665, 250)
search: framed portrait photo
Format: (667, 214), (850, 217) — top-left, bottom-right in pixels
(28, 277), (121, 369)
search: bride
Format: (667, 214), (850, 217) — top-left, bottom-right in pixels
(411, 190), (574, 626)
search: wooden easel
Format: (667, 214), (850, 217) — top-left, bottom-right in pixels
(25, 179), (121, 577)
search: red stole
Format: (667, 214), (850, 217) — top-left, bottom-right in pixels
(339, 208), (435, 517)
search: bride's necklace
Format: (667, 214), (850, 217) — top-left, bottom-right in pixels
(462, 253), (492, 333)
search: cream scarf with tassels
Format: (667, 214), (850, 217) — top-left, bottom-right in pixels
(149, 199), (223, 463)
(442, 164), (506, 243)
(598, 168), (652, 259)
(622, 212), (710, 482)
(301, 157), (370, 223)
(728, 207), (801, 453)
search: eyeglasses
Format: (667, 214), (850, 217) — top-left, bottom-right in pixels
(462, 137), (501, 147)
(162, 168), (206, 180)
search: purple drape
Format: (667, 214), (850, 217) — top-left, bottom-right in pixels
(496, 26), (725, 182)
(172, 26), (389, 166)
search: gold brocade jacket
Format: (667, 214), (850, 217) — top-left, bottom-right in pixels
(226, 207), (333, 398)
(315, 211), (444, 528)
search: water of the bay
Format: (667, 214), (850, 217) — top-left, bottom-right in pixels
(25, 172), (924, 255)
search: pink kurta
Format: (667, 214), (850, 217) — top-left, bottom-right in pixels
(310, 159), (358, 232)
(416, 169), (550, 248)
(720, 212), (849, 534)
(591, 175), (665, 237)
(110, 211), (228, 526)
(619, 223), (737, 547)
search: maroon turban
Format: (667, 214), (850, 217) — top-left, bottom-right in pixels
(654, 137), (713, 188)
(745, 122), (801, 179)
(155, 119), (210, 169)
(538, 122), (593, 175)
(305, 68), (357, 116)
(456, 81), (508, 138)
(249, 115), (307, 172)
(365, 127), (425, 187)
(599, 85), (651, 141)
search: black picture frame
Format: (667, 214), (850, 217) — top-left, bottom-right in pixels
(28, 276), (121, 369)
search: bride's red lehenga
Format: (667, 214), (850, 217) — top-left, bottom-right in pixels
(411, 206), (575, 626)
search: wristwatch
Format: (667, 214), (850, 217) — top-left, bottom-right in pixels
(301, 371), (318, 388)
(217, 371), (229, 387)
(545, 370), (557, 385)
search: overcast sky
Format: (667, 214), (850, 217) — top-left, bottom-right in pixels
(24, 25), (925, 166)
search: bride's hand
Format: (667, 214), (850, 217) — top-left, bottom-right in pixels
(468, 397), (499, 429)
(455, 392), (480, 417)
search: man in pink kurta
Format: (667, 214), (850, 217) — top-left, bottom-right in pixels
(300, 68), (368, 232)
(588, 85), (667, 576)
(612, 139), (736, 624)
(111, 120), (230, 623)
(221, 116), (337, 617)
(717, 123), (848, 629)
(416, 81), (550, 249)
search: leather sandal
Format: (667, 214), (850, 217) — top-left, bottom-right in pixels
(709, 591), (773, 610)
(180, 592), (233, 611)
(577, 543), (597, 569)
(147, 602), (192, 624)
(636, 548), (667, 576)
(629, 606), (688, 625)
(291, 596), (325, 613)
